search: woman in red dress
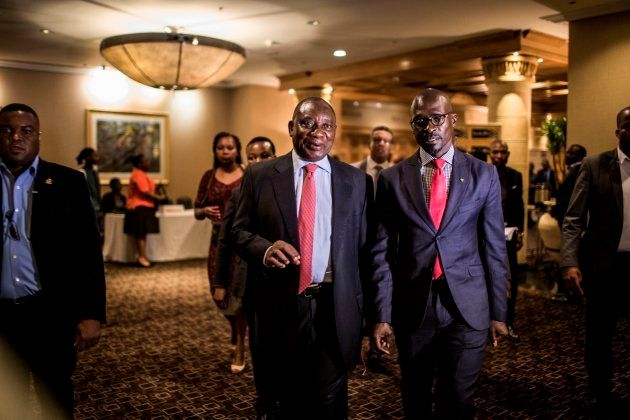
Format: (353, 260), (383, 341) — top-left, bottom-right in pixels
(194, 132), (245, 372)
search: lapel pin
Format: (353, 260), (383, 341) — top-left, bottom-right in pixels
(459, 178), (464, 182)
(45, 178), (53, 185)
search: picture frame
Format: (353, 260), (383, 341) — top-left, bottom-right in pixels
(86, 109), (169, 184)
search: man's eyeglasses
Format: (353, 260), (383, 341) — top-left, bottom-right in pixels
(0, 126), (39, 140)
(410, 113), (454, 130)
(4, 209), (19, 241)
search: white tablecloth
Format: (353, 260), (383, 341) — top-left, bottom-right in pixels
(103, 210), (212, 262)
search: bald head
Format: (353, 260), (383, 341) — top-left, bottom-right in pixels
(410, 88), (453, 116)
(617, 106), (630, 156)
(292, 97), (336, 121)
(617, 106), (630, 128)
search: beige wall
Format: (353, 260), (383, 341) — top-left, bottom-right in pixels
(568, 11), (630, 155)
(0, 68), (303, 201)
(228, 85), (298, 156)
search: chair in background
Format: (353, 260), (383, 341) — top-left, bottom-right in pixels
(537, 212), (562, 293)
(176, 196), (193, 209)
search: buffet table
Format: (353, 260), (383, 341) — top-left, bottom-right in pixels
(103, 210), (212, 263)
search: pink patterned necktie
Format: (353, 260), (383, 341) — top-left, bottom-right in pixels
(429, 158), (447, 279)
(298, 164), (318, 294)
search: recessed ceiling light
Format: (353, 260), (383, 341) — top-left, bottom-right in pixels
(333, 50), (346, 57)
(537, 57), (544, 63)
(392, 76), (400, 83)
(400, 60), (411, 69)
(264, 39), (280, 47)
(307, 20), (320, 26)
(164, 26), (173, 33)
(353, 101), (360, 107)
(375, 102), (383, 109)
(40, 28), (51, 34)
(288, 88), (296, 95)
(192, 37), (199, 46)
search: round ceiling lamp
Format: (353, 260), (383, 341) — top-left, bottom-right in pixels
(100, 33), (246, 90)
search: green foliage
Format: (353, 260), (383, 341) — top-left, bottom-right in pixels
(542, 117), (567, 154)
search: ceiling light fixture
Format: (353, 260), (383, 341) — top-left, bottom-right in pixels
(100, 32), (246, 90)
(512, 51), (520, 57)
(307, 20), (320, 26)
(40, 28), (51, 34)
(288, 88), (296, 95)
(537, 57), (544, 63)
(333, 50), (346, 57)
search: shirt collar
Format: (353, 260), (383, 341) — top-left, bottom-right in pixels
(0, 155), (39, 178)
(618, 147), (630, 164)
(419, 145), (454, 167)
(292, 149), (331, 174)
(366, 155), (389, 170)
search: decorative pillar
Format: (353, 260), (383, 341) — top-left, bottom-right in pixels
(482, 54), (538, 264)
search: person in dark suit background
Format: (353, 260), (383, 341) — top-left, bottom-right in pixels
(0, 103), (106, 417)
(533, 158), (558, 198)
(489, 139), (524, 339)
(561, 107), (630, 416)
(371, 89), (508, 419)
(552, 144), (587, 227)
(232, 97), (371, 419)
(101, 177), (127, 214)
(352, 125), (394, 192)
(213, 136), (277, 415)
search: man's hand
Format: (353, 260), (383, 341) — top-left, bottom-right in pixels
(213, 287), (228, 309)
(264, 241), (300, 268)
(74, 319), (101, 351)
(490, 321), (508, 348)
(562, 266), (583, 295)
(372, 322), (394, 355)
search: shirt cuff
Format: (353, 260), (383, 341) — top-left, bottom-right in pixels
(263, 246), (273, 267)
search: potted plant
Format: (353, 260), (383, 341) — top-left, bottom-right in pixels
(541, 116), (567, 185)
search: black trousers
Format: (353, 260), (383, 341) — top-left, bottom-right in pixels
(585, 252), (630, 400)
(0, 294), (76, 419)
(275, 285), (348, 420)
(396, 279), (487, 420)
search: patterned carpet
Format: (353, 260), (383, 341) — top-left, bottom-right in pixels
(71, 260), (630, 419)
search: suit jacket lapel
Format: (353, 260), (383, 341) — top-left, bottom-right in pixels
(271, 153), (299, 247)
(402, 154), (435, 232)
(331, 159), (353, 257)
(440, 149), (470, 230)
(608, 149), (623, 220)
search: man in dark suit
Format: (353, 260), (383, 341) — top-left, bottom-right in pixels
(232, 97), (371, 419)
(352, 125), (394, 192)
(489, 139), (524, 339)
(561, 106), (630, 415)
(0, 103), (106, 417)
(371, 89), (508, 419)
(553, 144), (587, 227)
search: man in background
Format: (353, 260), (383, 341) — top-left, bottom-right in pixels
(561, 107), (630, 416)
(0, 103), (106, 417)
(352, 125), (394, 192)
(553, 144), (587, 227)
(489, 139), (524, 339)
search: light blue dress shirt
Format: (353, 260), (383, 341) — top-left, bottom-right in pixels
(291, 150), (332, 284)
(1, 156), (40, 299)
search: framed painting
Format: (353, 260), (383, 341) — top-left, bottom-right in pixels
(86, 109), (169, 184)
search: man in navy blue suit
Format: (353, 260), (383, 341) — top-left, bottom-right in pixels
(371, 89), (508, 419)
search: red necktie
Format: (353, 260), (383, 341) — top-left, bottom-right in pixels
(429, 158), (447, 279)
(298, 164), (318, 294)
